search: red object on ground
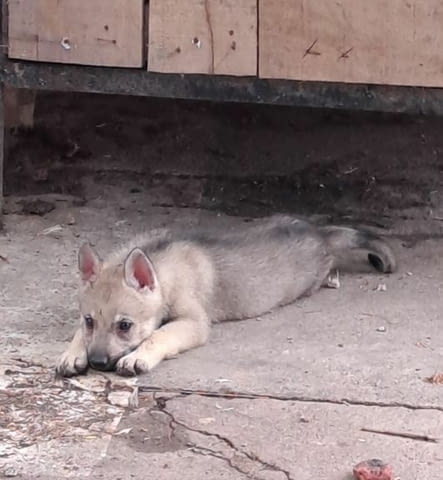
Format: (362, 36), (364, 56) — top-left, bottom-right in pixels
(353, 459), (393, 480)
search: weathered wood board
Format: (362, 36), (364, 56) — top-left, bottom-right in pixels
(148, 0), (257, 76)
(259, 0), (443, 87)
(8, 0), (145, 68)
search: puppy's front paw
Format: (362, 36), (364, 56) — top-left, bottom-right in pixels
(55, 349), (88, 378)
(116, 351), (151, 377)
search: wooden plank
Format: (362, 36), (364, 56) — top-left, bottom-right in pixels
(6, 60), (443, 116)
(8, 0), (145, 68)
(259, 0), (443, 88)
(148, 0), (257, 76)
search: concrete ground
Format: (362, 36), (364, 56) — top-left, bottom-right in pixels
(2, 94), (443, 479)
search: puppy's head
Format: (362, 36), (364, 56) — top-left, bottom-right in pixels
(77, 244), (164, 371)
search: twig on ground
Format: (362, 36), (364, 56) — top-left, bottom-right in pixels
(361, 427), (438, 443)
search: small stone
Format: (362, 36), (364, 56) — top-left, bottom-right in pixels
(3, 467), (19, 478)
(198, 417), (215, 425)
(353, 459), (393, 480)
(107, 387), (138, 408)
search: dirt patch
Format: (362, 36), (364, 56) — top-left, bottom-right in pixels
(114, 409), (189, 454)
(4, 92), (443, 227)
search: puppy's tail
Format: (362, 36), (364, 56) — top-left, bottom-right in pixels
(319, 225), (396, 273)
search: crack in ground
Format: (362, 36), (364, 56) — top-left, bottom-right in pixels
(152, 400), (294, 480)
(139, 385), (443, 413)
(156, 407), (253, 478)
(187, 443), (253, 479)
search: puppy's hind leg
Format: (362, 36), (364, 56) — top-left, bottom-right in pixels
(307, 254), (337, 293)
(323, 269), (340, 289)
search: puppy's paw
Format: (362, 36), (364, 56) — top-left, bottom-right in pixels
(116, 351), (151, 377)
(55, 349), (88, 378)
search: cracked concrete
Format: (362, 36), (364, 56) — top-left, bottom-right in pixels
(156, 394), (443, 480)
(2, 204), (443, 479)
(157, 402), (294, 480)
(2, 94), (443, 479)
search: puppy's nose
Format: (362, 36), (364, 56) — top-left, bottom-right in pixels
(88, 353), (111, 371)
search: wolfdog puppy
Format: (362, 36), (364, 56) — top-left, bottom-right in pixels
(56, 215), (396, 377)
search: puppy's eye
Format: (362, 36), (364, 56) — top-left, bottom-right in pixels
(84, 315), (94, 329)
(118, 319), (132, 332)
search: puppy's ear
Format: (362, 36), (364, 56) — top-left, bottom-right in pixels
(124, 248), (157, 292)
(78, 243), (102, 283)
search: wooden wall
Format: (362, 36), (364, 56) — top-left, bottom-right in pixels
(7, 0), (443, 87)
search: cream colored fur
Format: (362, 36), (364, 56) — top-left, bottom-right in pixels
(56, 215), (396, 377)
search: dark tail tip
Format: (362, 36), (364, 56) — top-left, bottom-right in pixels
(365, 235), (397, 273)
(320, 225), (397, 274)
(368, 252), (392, 273)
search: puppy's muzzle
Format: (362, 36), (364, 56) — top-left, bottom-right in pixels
(88, 352), (114, 371)
(88, 345), (139, 371)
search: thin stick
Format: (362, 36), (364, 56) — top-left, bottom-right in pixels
(361, 427), (438, 443)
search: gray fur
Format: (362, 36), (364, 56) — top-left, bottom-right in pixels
(139, 216), (394, 322)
